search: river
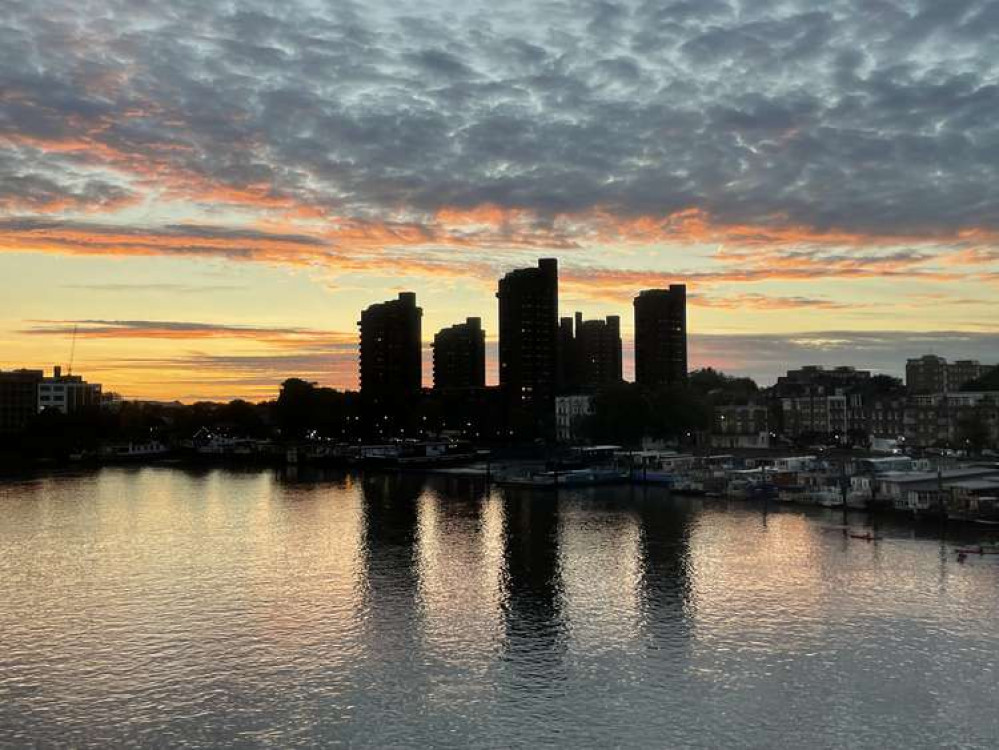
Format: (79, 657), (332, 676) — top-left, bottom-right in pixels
(1, 467), (997, 748)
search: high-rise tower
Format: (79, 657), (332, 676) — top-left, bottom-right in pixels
(432, 317), (486, 390)
(358, 292), (423, 397)
(634, 286), (687, 387)
(497, 258), (559, 433)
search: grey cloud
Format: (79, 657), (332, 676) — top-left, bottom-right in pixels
(61, 283), (243, 294)
(21, 320), (309, 336)
(0, 218), (327, 246)
(0, 148), (135, 213)
(690, 330), (999, 384)
(2, 0), (999, 239)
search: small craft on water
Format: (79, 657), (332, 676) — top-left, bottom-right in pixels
(954, 544), (999, 555)
(849, 532), (881, 542)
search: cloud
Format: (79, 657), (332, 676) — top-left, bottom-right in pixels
(0, 218), (333, 264)
(61, 283), (243, 294)
(20, 319), (355, 346)
(690, 330), (999, 384)
(688, 293), (857, 311)
(2, 0), (999, 243)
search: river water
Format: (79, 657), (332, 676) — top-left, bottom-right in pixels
(1, 467), (997, 748)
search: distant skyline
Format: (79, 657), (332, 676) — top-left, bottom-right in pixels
(2, 0), (997, 400)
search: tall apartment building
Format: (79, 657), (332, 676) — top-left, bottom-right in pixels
(358, 292), (423, 397)
(432, 317), (485, 390)
(558, 312), (622, 392)
(633, 285), (687, 388)
(575, 313), (623, 390)
(906, 355), (996, 394)
(497, 258), (558, 430)
(906, 355), (948, 394)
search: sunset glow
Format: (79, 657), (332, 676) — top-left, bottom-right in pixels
(3, 0), (997, 400)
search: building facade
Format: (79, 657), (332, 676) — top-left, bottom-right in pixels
(555, 394), (593, 443)
(432, 317), (485, 390)
(575, 314), (622, 390)
(633, 286), (687, 388)
(780, 391), (867, 440)
(0, 369), (44, 433)
(774, 365), (872, 397)
(358, 292), (423, 397)
(711, 402), (772, 449)
(558, 312), (622, 392)
(37, 366), (102, 415)
(903, 391), (999, 448)
(497, 258), (559, 433)
(906, 355), (996, 394)
(868, 394), (907, 439)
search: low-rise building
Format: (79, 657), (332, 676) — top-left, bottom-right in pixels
(903, 391), (999, 449)
(906, 355), (997, 394)
(712, 402), (772, 448)
(780, 391), (866, 440)
(37, 366), (102, 415)
(555, 394), (593, 443)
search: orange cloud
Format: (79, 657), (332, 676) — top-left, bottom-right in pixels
(21, 319), (356, 347)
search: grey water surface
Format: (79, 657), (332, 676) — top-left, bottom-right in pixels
(1, 467), (997, 748)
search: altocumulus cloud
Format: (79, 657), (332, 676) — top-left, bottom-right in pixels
(1, 0), (999, 238)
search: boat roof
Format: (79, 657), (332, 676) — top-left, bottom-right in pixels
(879, 468), (999, 484)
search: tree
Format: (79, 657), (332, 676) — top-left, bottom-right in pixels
(688, 368), (759, 404)
(957, 408), (993, 455)
(866, 374), (905, 395)
(580, 383), (650, 446)
(580, 383), (711, 447)
(962, 369), (999, 392)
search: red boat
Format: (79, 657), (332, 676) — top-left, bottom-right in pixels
(849, 532), (881, 541)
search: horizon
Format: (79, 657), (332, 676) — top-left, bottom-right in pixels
(3, 0), (998, 401)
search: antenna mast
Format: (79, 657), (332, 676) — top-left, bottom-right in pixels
(68, 324), (78, 376)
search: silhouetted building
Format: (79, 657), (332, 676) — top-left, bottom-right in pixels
(634, 286), (687, 388)
(557, 313), (623, 392)
(557, 316), (575, 391)
(774, 365), (872, 397)
(0, 369), (43, 433)
(907, 355), (996, 394)
(575, 313), (622, 389)
(432, 317), (485, 390)
(906, 355), (947, 394)
(37, 365), (102, 414)
(359, 292), (423, 397)
(497, 258), (558, 434)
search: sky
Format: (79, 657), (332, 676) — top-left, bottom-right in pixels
(1, 0), (997, 401)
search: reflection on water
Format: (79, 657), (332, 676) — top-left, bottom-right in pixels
(1, 467), (998, 748)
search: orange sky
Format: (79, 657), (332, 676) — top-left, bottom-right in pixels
(2, 0), (998, 400)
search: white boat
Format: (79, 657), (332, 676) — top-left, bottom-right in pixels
(497, 467), (628, 488)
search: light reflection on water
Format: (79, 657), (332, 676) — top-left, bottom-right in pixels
(1, 467), (998, 748)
